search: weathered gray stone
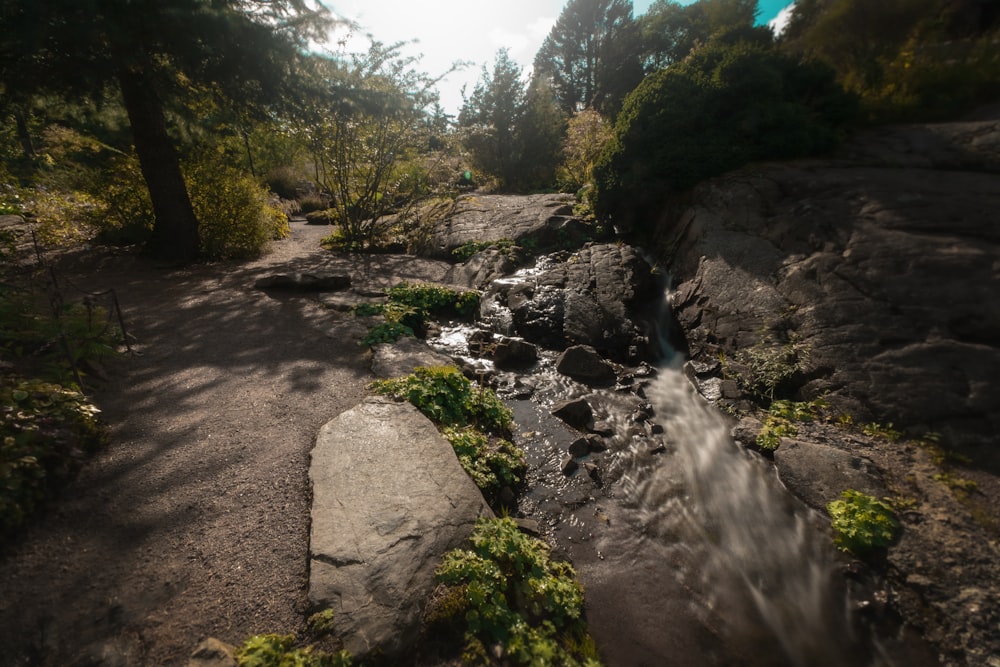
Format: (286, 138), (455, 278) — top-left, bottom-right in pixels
(556, 345), (617, 387)
(489, 243), (658, 360)
(254, 272), (351, 292)
(492, 337), (538, 370)
(413, 193), (591, 259)
(551, 398), (593, 430)
(773, 439), (885, 511)
(568, 437), (591, 458)
(309, 398), (492, 659)
(370, 336), (455, 379)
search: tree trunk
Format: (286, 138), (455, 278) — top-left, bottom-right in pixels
(116, 64), (200, 261)
(13, 109), (35, 159)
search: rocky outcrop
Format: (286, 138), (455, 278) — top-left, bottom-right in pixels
(484, 243), (659, 362)
(667, 147), (1000, 457)
(308, 398), (492, 660)
(414, 193), (592, 259)
(254, 272), (351, 292)
(662, 115), (1000, 664)
(370, 336), (455, 378)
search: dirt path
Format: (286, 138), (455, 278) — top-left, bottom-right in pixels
(0, 220), (451, 666)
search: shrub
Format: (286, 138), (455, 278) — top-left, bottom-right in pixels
(442, 426), (526, 497)
(22, 189), (103, 247)
(826, 490), (900, 556)
(755, 399), (825, 451)
(434, 517), (600, 666)
(370, 366), (512, 434)
(359, 321), (414, 347)
(1, 375), (106, 535)
(93, 156), (155, 246)
(386, 282), (480, 319)
(185, 156), (290, 260)
(594, 39), (856, 228)
(264, 166), (303, 201)
(235, 633), (352, 667)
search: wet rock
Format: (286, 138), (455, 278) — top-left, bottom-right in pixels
(487, 243), (658, 361)
(730, 416), (764, 448)
(587, 434), (608, 453)
(445, 247), (522, 290)
(561, 457), (579, 475)
(254, 272), (351, 292)
(551, 398), (593, 431)
(773, 439), (886, 511)
(309, 398), (492, 660)
(493, 337), (538, 370)
(556, 345), (617, 387)
(568, 437), (591, 458)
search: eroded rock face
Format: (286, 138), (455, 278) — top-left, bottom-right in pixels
(413, 193), (592, 260)
(487, 243), (659, 361)
(308, 398), (492, 660)
(668, 159), (1000, 456)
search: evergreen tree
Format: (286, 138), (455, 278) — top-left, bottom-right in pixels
(639, 0), (758, 70)
(458, 49), (526, 191)
(534, 0), (643, 115)
(0, 0), (330, 260)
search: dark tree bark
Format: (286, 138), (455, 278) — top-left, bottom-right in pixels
(13, 109), (35, 159)
(116, 65), (200, 261)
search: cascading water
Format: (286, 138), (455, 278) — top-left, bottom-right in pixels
(623, 364), (859, 666)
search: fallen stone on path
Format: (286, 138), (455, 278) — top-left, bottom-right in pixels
(308, 398), (493, 660)
(254, 272), (351, 291)
(370, 336), (455, 378)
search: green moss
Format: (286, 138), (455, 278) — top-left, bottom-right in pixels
(826, 490), (900, 556)
(235, 633), (352, 667)
(359, 321), (414, 347)
(435, 517), (602, 666)
(452, 238), (516, 262)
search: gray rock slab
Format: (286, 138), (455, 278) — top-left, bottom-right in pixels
(254, 272), (351, 291)
(773, 438), (885, 511)
(309, 398), (492, 659)
(370, 336), (456, 378)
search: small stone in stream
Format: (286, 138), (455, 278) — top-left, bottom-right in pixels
(514, 518), (542, 536)
(583, 462), (602, 486)
(650, 422), (664, 435)
(568, 437), (590, 458)
(590, 420), (615, 437)
(556, 345), (617, 387)
(493, 337), (539, 370)
(551, 398), (593, 430)
(587, 435), (608, 453)
(561, 457), (579, 475)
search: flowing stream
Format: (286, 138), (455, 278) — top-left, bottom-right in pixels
(431, 268), (876, 665)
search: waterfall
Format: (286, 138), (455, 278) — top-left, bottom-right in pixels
(622, 364), (859, 667)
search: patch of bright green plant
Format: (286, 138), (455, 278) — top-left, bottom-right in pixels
(861, 422), (903, 442)
(933, 472), (978, 494)
(1, 375), (106, 535)
(451, 238), (516, 262)
(442, 426), (526, 497)
(359, 321), (414, 347)
(755, 399), (825, 451)
(235, 633), (352, 667)
(434, 517), (601, 666)
(733, 341), (805, 402)
(826, 490), (900, 556)
(371, 366), (512, 435)
(386, 281), (480, 319)
(305, 609), (338, 639)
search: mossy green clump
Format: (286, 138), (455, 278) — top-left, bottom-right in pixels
(434, 517), (602, 666)
(359, 321), (414, 347)
(755, 398), (825, 451)
(355, 282), (479, 347)
(235, 633), (352, 667)
(451, 239), (516, 263)
(442, 426), (526, 497)
(1, 375), (106, 535)
(826, 490), (900, 556)
(371, 366), (512, 435)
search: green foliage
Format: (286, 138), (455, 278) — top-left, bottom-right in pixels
(727, 340), (807, 402)
(594, 38), (856, 227)
(559, 109), (614, 193)
(435, 517), (601, 666)
(386, 282), (480, 319)
(755, 398), (825, 451)
(370, 366), (512, 435)
(452, 239), (516, 263)
(93, 156), (156, 245)
(21, 188), (103, 248)
(441, 426), (527, 497)
(305, 609), (338, 639)
(826, 490), (900, 556)
(235, 634), (352, 667)
(861, 422), (903, 442)
(359, 321), (414, 347)
(1, 375), (106, 535)
(185, 154), (290, 260)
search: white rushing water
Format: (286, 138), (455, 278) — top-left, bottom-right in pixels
(623, 364), (857, 667)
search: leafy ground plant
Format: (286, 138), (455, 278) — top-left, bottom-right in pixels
(433, 517), (601, 666)
(826, 490), (900, 556)
(756, 398), (825, 451)
(441, 426), (526, 498)
(1, 375), (106, 535)
(235, 633), (352, 667)
(371, 366), (512, 435)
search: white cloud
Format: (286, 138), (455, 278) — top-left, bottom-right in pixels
(768, 2), (796, 36)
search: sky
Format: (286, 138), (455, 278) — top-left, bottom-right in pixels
(321, 0), (795, 116)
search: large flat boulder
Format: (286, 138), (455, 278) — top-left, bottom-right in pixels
(308, 398), (492, 659)
(413, 193), (592, 259)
